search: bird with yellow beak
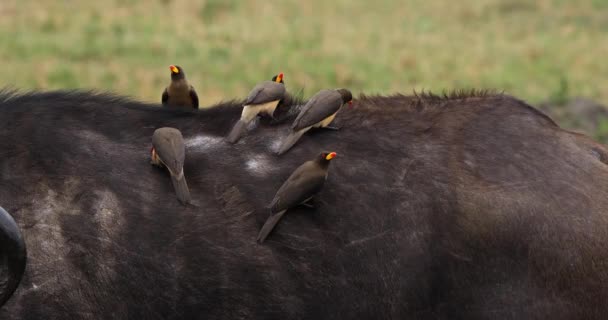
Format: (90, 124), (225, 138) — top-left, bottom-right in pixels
(277, 88), (352, 155)
(257, 151), (337, 243)
(227, 72), (286, 143)
(161, 65), (199, 109)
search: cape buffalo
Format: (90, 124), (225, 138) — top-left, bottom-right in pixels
(0, 88), (607, 319)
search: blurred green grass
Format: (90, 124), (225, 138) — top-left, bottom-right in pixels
(0, 0), (606, 112)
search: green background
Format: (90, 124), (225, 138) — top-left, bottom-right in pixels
(1, 0), (606, 140)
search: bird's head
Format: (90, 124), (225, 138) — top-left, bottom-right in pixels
(271, 72), (284, 84)
(337, 88), (353, 108)
(169, 65), (185, 80)
(319, 151), (337, 163)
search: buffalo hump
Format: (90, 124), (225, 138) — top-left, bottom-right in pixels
(0, 89), (607, 319)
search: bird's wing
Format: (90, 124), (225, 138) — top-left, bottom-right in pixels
(256, 210), (287, 243)
(170, 174), (191, 204)
(244, 81), (285, 105)
(189, 86), (199, 109)
(269, 162), (326, 213)
(152, 128), (185, 176)
(161, 88), (169, 105)
(292, 90), (342, 130)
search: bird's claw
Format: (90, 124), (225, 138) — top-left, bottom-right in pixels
(300, 199), (317, 209)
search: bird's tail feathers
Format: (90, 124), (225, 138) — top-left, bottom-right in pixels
(170, 172), (191, 205)
(227, 119), (249, 144)
(256, 210), (287, 243)
(277, 128), (308, 155)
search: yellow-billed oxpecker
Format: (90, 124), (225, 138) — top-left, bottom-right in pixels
(150, 127), (191, 204)
(276, 88), (352, 155)
(227, 72), (286, 143)
(162, 65), (199, 109)
(257, 151), (337, 243)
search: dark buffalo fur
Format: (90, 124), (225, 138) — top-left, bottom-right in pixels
(0, 87), (607, 319)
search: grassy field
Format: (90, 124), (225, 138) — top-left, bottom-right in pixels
(0, 0), (606, 138)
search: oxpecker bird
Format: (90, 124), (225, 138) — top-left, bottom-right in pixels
(150, 127), (191, 204)
(227, 72), (286, 143)
(161, 65), (199, 109)
(257, 151), (337, 243)
(277, 88), (352, 155)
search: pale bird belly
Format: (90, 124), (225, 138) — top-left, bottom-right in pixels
(241, 100), (279, 122)
(314, 112), (337, 128)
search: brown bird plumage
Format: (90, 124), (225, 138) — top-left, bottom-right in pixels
(227, 73), (286, 143)
(150, 127), (191, 204)
(256, 151), (337, 243)
(162, 65), (199, 109)
(277, 89), (352, 155)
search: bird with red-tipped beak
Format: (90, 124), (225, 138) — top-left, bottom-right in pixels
(227, 72), (286, 143)
(150, 127), (191, 205)
(257, 151), (337, 243)
(161, 65), (199, 109)
(276, 88), (352, 155)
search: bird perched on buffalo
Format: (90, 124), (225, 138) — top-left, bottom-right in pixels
(257, 151), (337, 243)
(227, 72), (286, 143)
(161, 65), (199, 109)
(150, 127), (191, 205)
(277, 88), (352, 155)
